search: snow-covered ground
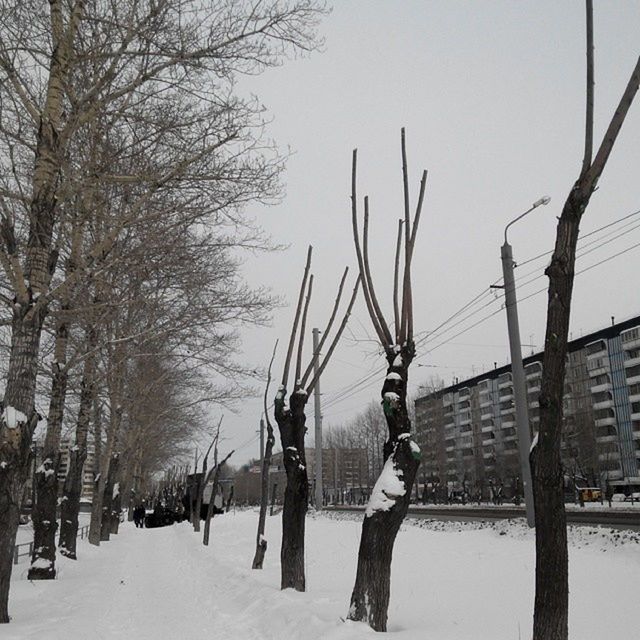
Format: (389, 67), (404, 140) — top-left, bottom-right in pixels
(6, 510), (639, 639)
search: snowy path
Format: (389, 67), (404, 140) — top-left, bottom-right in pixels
(6, 510), (640, 639)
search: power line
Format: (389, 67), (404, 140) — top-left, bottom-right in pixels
(322, 233), (640, 413)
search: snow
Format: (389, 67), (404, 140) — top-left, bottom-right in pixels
(530, 431), (539, 453)
(392, 353), (403, 366)
(3, 406), (27, 428)
(113, 483), (120, 499)
(0, 461), (7, 469)
(36, 460), (55, 477)
(385, 372), (402, 381)
(365, 453), (406, 516)
(383, 391), (399, 402)
(409, 440), (421, 455)
(29, 558), (52, 570)
(6, 511), (640, 639)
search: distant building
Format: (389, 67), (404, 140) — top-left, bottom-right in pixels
(414, 315), (640, 498)
(233, 446), (369, 505)
(23, 438), (96, 507)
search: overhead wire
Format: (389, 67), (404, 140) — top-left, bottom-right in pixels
(320, 208), (640, 413)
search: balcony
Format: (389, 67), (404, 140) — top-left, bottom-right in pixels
(590, 382), (612, 394)
(481, 425), (494, 433)
(631, 412), (640, 421)
(498, 392), (514, 402)
(624, 355), (640, 369)
(481, 438), (494, 446)
(500, 407), (515, 417)
(596, 435), (618, 444)
(627, 375), (640, 386)
(501, 420), (515, 429)
(629, 393), (640, 403)
(480, 411), (493, 421)
(459, 416), (471, 426)
(593, 399), (614, 410)
(527, 385), (541, 394)
(594, 416), (617, 427)
(498, 379), (513, 390)
(479, 399), (493, 409)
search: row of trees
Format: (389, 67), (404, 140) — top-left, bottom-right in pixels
(0, 0), (325, 624)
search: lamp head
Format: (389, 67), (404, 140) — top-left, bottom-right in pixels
(533, 196), (551, 207)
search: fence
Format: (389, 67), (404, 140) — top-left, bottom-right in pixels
(13, 524), (90, 565)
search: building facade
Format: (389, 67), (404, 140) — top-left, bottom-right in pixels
(415, 315), (640, 498)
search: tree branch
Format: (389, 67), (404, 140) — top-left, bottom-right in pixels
(295, 274), (313, 387)
(281, 245), (312, 389)
(300, 266), (348, 388)
(306, 275), (360, 395)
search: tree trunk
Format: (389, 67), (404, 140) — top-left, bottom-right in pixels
(110, 483), (121, 534)
(58, 446), (87, 559)
(252, 422), (275, 569)
(29, 307), (71, 579)
(100, 454), (119, 542)
(348, 346), (420, 632)
(88, 401), (104, 546)
(59, 340), (95, 558)
(27, 455), (59, 580)
(194, 470), (204, 532)
(0, 314), (44, 622)
(274, 390), (308, 591)
(202, 454), (232, 546)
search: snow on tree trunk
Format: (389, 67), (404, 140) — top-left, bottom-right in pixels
(0, 313), (44, 622)
(348, 347), (420, 632)
(28, 457), (59, 580)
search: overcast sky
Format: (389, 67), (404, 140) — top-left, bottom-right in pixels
(219, 1), (640, 467)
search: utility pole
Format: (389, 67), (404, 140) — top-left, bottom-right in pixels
(259, 418), (265, 465)
(312, 328), (323, 510)
(500, 196), (550, 528)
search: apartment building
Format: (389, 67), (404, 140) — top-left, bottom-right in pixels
(415, 315), (640, 497)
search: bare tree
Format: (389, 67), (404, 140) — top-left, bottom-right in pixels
(347, 130), (426, 632)
(532, 4), (640, 639)
(0, 0), (326, 620)
(274, 246), (359, 591)
(202, 446), (234, 546)
(193, 418), (223, 533)
(252, 340), (278, 569)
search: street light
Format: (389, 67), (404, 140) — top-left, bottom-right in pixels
(501, 196), (550, 528)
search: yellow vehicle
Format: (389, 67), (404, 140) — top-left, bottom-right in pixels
(578, 487), (602, 502)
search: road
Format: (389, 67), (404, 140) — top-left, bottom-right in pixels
(326, 504), (640, 530)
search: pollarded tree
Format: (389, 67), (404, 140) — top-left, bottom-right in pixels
(275, 246), (359, 591)
(532, 4), (640, 640)
(347, 130), (426, 632)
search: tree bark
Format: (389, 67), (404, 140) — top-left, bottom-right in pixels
(88, 400), (104, 546)
(348, 345), (420, 632)
(100, 454), (119, 542)
(252, 421), (275, 569)
(274, 390), (308, 591)
(29, 308), (71, 578)
(110, 483), (121, 534)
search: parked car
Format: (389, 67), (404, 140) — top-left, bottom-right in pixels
(624, 492), (640, 502)
(611, 493), (627, 502)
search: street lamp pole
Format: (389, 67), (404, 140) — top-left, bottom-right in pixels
(501, 196), (550, 528)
